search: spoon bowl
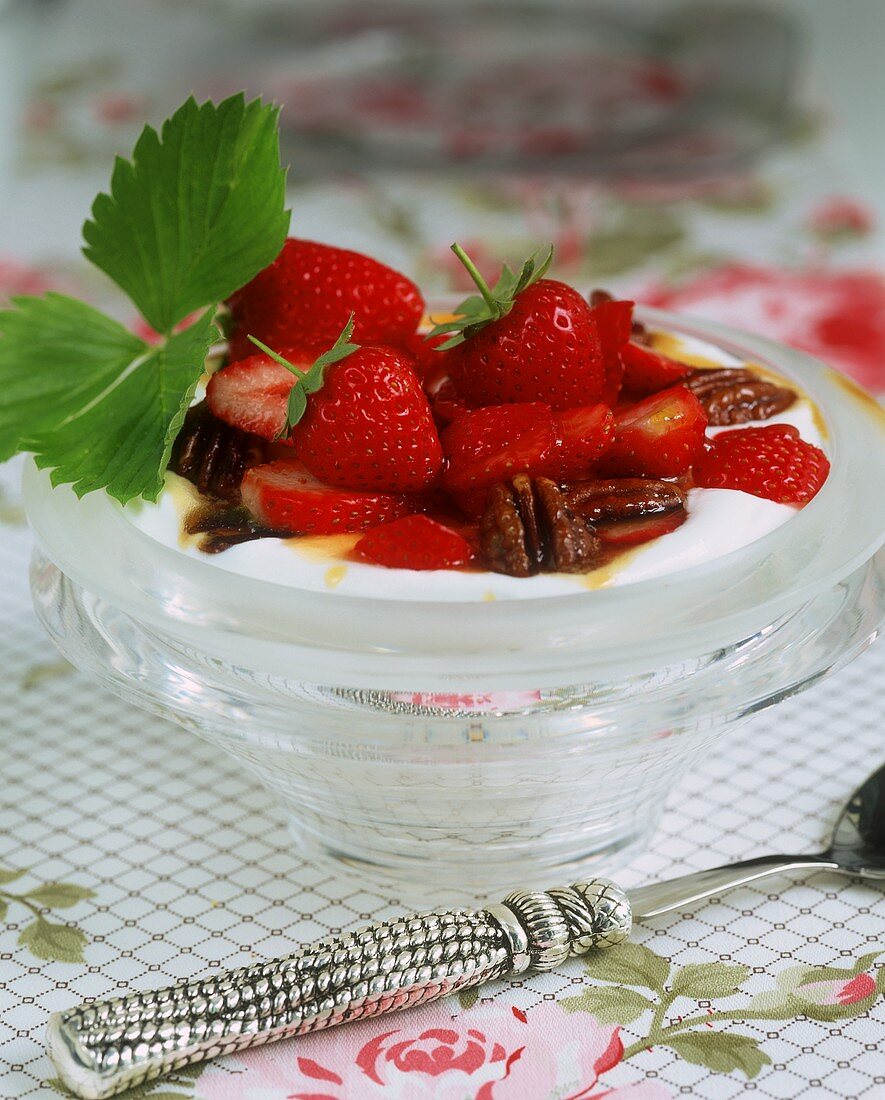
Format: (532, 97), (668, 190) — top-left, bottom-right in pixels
(630, 762), (885, 918)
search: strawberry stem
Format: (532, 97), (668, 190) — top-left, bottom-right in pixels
(450, 243), (497, 312)
(247, 314), (360, 437)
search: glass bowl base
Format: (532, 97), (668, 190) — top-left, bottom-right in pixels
(285, 813), (658, 907)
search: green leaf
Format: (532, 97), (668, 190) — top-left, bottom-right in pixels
(83, 94), (289, 335)
(0, 867), (26, 885)
(560, 984), (655, 1025)
(428, 243), (554, 349)
(583, 940), (670, 991)
(18, 916), (88, 963)
(670, 962), (750, 1001)
(457, 987), (479, 1010)
(663, 1032), (771, 1079)
(0, 899), (7, 921)
(0, 294), (216, 502)
(26, 882), (95, 909)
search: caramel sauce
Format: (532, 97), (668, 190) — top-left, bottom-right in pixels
(323, 564), (349, 589)
(287, 533), (361, 561)
(829, 369), (885, 428)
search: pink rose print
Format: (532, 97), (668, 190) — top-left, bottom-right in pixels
(195, 1000), (671, 1100)
(787, 971), (877, 1008)
(643, 263), (885, 393)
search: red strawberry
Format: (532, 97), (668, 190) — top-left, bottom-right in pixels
(434, 245), (610, 410)
(447, 486), (491, 520)
(427, 375), (473, 425)
(621, 341), (692, 397)
(354, 515), (475, 570)
(241, 460), (413, 535)
(596, 511), (687, 547)
(215, 323), (443, 494)
(228, 238), (424, 361)
(441, 403), (556, 492)
(206, 348), (311, 442)
(294, 344), (443, 493)
(591, 298), (634, 406)
(543, 404), (614, 481)
(693, 425), (830, 503)
(401, 331), (450, 379)
(597, 385), (708, 478)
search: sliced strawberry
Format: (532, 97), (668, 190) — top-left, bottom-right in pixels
(597, 385), (708, 478)
(354, 514), (475, 570)
(543, 404), (614, 481)
(693, 425), (830, 503)
(621, 341), (692, 397)
(428, 376), (473, 425)
(448, 486), (491, 520)
(592, 298), (633, 406)
(441, 403), (556, 492)
(241, 460), (413, 535)
(206, 348), (312, 441)
(596, 511), (687, 547)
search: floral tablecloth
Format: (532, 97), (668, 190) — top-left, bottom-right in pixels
(1, 464), (884, 1100)
(2, 5), (885, 1096)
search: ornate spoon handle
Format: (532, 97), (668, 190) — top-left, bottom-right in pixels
(47, 879), (630, 1100)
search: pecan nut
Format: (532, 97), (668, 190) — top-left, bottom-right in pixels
(169, 401), (269, 501)
(566, 478), (686, 522)
(686, 367), (796, 426)
(480, 475), (600, 577)
(183, 503), (282, 554)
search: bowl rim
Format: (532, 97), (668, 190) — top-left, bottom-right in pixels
(23, 307), (885, 687)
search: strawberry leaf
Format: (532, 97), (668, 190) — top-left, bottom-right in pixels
(248, 313), (360, 438)
(429, 243), (554, 349)
(0, 294), (217, 502)
(83, 94), (289, 335)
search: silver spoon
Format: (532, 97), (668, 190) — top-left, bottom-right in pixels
(631, 760), (885, 917)
(47, 763), (885, 1100)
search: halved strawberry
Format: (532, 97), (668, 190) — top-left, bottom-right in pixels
(428, 376), (473, 425)
(241, 460), (413, 535)
(543, 404), (614, 481)
(354, 515), (475, 570)
(206, 348), (312, 441)
(447, 486), (491, 520)
(621, 341), (692, 397)
(693, 424), (829, 503)
(592, 298), (634, 406)
(595, 511), (687, 547)
(596, 385), (708, 478)
(441, 403), (556, 492)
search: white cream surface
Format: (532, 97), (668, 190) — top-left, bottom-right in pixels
(124, 332), (827, 603)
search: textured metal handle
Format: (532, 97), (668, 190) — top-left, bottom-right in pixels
(46, 878), (630, 1099)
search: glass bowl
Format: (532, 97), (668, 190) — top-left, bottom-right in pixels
(23, 309), (885, 904)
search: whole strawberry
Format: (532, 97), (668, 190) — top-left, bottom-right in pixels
(433, 244), (618, 410)
(693, 424), (830, 503)
(227, 238), (424, 361)
(245, 319), (443, 494)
